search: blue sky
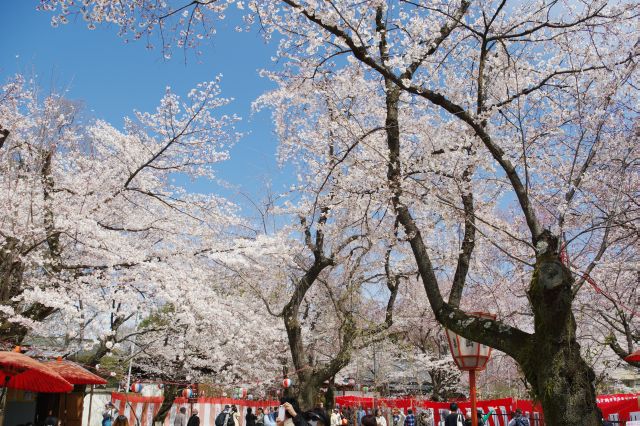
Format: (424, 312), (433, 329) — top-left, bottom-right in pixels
(0, 2), (290, 206)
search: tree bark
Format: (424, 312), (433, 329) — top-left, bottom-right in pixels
(519, 252), (602, 426)
(154, 383), (179, 424)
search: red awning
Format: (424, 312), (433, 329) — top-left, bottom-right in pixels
(0, 351), (73, 393)
(624, 350), (640, 363)
(44, 358), (107, 385)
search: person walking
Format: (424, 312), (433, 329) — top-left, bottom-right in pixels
(331, 409), (341, 426)
(357, 407), (366, 426)
(175, 407), (188, 426)
(375, 409), (387, 426)
(217, 405), (236, 426)
(187, 409), (201, 426)
(443, 404), (464, 426)
(232, 405), (240, 426)
(247, 408), (258, 426)
(102, 403), (119, 426)
(507, 409), (529, 426)
(404, 410), (415, 426)
(257, 408), (266, 426)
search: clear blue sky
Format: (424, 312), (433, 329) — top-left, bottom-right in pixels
(0, 2), (290, 206)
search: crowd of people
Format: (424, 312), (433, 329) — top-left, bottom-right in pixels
(100, 398), (535, 426)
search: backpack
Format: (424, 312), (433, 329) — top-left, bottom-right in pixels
(456, 414), (464, 426)
(216, 413), (230, 426)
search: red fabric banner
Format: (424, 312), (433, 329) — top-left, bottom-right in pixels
(335, 393), (640, 424)
(110, 392), (640, 426)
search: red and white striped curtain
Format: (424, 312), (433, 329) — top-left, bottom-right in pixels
(111, 393), (279, 426)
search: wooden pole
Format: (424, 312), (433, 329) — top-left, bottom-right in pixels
(469, 370), (477, 426)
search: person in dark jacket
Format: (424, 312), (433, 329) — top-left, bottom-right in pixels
(247, 408), (258, 426)
(443, 403), (464, 426)
(187, 409), (200, 426)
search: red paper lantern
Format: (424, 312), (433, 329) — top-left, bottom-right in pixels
(182, 388), (194, 398)
(242, 387), (248, 398)
(445, 312), (496, 371)
(282, 378), (293, 388)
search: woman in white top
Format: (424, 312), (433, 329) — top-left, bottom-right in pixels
(375, 409), (387, 426)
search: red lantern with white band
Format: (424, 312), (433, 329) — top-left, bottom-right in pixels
(282, 378), (292, 388)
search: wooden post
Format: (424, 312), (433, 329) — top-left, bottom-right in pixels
(469, 370), (477, 426)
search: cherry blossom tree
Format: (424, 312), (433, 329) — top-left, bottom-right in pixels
(37, 1), (640, 423)
(0, 73), (244, 354)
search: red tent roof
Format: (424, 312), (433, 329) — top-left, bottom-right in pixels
(0, 351), (73, 393)
(624, 350), (640, 363)
(44, 358), (107, 385)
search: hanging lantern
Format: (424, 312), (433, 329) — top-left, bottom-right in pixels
(445, 312), (496, 426)
(348, 378), (356, 386)
(362, 386), (369, 393)
(445, 312), (496, 371)
(282, 378), (293, 388)
(242, 387), (248, 398)
(248, 394), (254, 400)
(157, 383), (165, 390)
(130, 382), (143, 393)
(182, 388), (194, 398)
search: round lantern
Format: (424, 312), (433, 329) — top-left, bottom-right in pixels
(182, 388), (194, 398)
(157, 383), (165, 390)
(130, 382), (143, 393)
(444, 312), (496, 371)
(248, 394), (254, 400)
(362, 386), (369, 393)
(242, 387), (248, 398)
(348, 378), (356, 386)
(282, 378), (293, 388)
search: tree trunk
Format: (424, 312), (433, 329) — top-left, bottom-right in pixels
(521, 252), (602, 426)
(154, 384), (178, 424)
(296, 375), (321, 411)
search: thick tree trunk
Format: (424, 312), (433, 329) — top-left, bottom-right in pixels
(521, 252), (602, 426)
(296, 374), (322, 411)
(154, 384), (179, 424)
